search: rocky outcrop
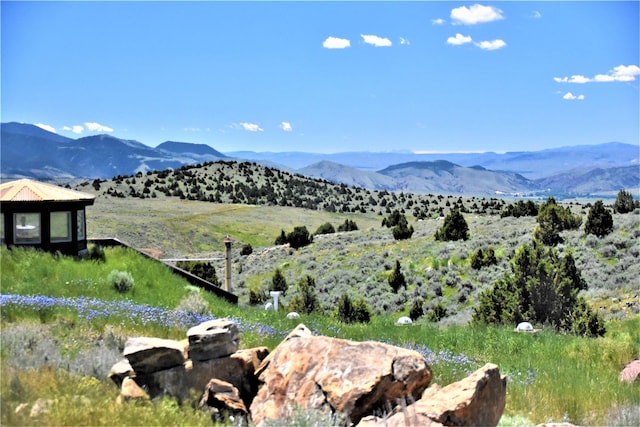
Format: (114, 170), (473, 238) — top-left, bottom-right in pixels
(111, 317), (268, 417)
(357, 363), (507, 427)
(250, 335), (433, 426)
(123, 337), (187, 374)
(109, 320), (507, 426)
(187, 318), (240, 361)
(188, 346), (269, 408)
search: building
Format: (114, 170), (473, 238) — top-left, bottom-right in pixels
(0, 179), (96, 256)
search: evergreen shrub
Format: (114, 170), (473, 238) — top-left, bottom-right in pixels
(108, 270), (134, 293)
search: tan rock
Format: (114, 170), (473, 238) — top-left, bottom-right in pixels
(116, 376), (150, 405)
(108, 358), (133, 387)
(187, 346), (269, 407)
(187, 318), (241, 361)
(359, 363), (506, 427)
(123, 337), (186, 375)
(29, 398), (54, 418)
(250, 334), (432, 426)
(254, 323), (312, 378)
(199, 378), (248, 418)
(619, 359), (640, 383)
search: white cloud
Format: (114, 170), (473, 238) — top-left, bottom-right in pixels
(563, 92), (585, 100)
(239, 122), (263, 132)
(451, 4), (504, 25)
(553, 75), (590, 84)
(595, 64), (640, 82)
(323, 36), (350, 49)
(399, 37), (410, 45)
(447, 33), (473, 45)
(554, 64), (640, 83)
(475, 39), (507, 50)
(532, 10), (542, 19)
(85, 122), (113, 132)
(184, 127), (201, 132)
(63, 125), (84, 134)
(280, 122), (292, 132)
(35, 123), (57, 133)
(361, 34), (392, 47)
(431, 18), (446, 25)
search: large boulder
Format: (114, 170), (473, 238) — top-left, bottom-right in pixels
(250, 329), (432, 426)
(135, 364), (190, 402)
(254, 323), (312, 378)
(123, 337), (187, 375)
(187, 346), (269, 408)
(187, 318), (240, 362)
(357, 363), (506, 427)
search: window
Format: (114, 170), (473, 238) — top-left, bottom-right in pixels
(51, 211), (72, 242)
(77, 209), (86, 240)
(0, 213), (4, 244)
(14, 213), (41, 244)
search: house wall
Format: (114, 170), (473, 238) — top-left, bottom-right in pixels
(0, 201), (93, 256)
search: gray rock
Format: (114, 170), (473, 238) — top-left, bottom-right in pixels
(123, 337), (186, 375)
(187, 318), (240, 361)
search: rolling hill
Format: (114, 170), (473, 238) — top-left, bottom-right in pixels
(1, 122), (638, 196)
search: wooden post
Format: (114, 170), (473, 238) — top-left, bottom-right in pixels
(224, 235), (232, 293)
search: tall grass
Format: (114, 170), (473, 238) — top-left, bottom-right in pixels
(1, 246), (638, 426)
(1, 245), (195, 308)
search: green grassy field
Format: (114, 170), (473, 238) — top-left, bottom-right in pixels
(1, 245), (639, 426)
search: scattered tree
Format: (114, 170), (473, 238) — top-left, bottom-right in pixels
(392, 215), (414, 240)
(287, 226), (313, 249)
(270, 267), (288, 295)
(288, 275), (321, 314)
(274, 230), (287, 246)
(473, 241), (605, 337)
(470, 247), (498, 270)
(613, 189), (637, 214)
(240, 243), (253, 256)
(409, 299), (424, 321)
(427, 303), (447, 322)
(388, 260), (406, 293)
(533, 197), (582, 246)
(176, 261), (220, 286)
(435, 209), (469, 241)
(337, 219), (359, 232)
(314, 222), (335, 235)
(249, 287), (267, 305)
(382, 210), (404, 228)
(500, 200), (538, 218)
(584, 200), (614, 237)
(334, 294), (372, 323)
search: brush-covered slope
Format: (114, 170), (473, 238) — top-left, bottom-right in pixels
(377, 160), (537, 194)
(299, 160), (398, 191)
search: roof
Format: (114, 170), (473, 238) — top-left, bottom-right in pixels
(0, 179), (96, 203)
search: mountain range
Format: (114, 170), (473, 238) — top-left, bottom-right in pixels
(1, 122), (638, 197)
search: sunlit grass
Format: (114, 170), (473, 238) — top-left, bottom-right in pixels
(1, 246), (639, 426)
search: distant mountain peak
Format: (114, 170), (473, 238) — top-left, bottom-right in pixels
(156, 141), (227, 157)
(379, 160), (460, 174)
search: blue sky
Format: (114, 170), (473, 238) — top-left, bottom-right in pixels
(2, 1), (638, 154)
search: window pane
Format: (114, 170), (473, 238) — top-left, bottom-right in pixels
(51, 211), (72, 242)
(77, 209), (86, 240)
(15, 213), (41, 244)
(0, 213), (4, 244)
